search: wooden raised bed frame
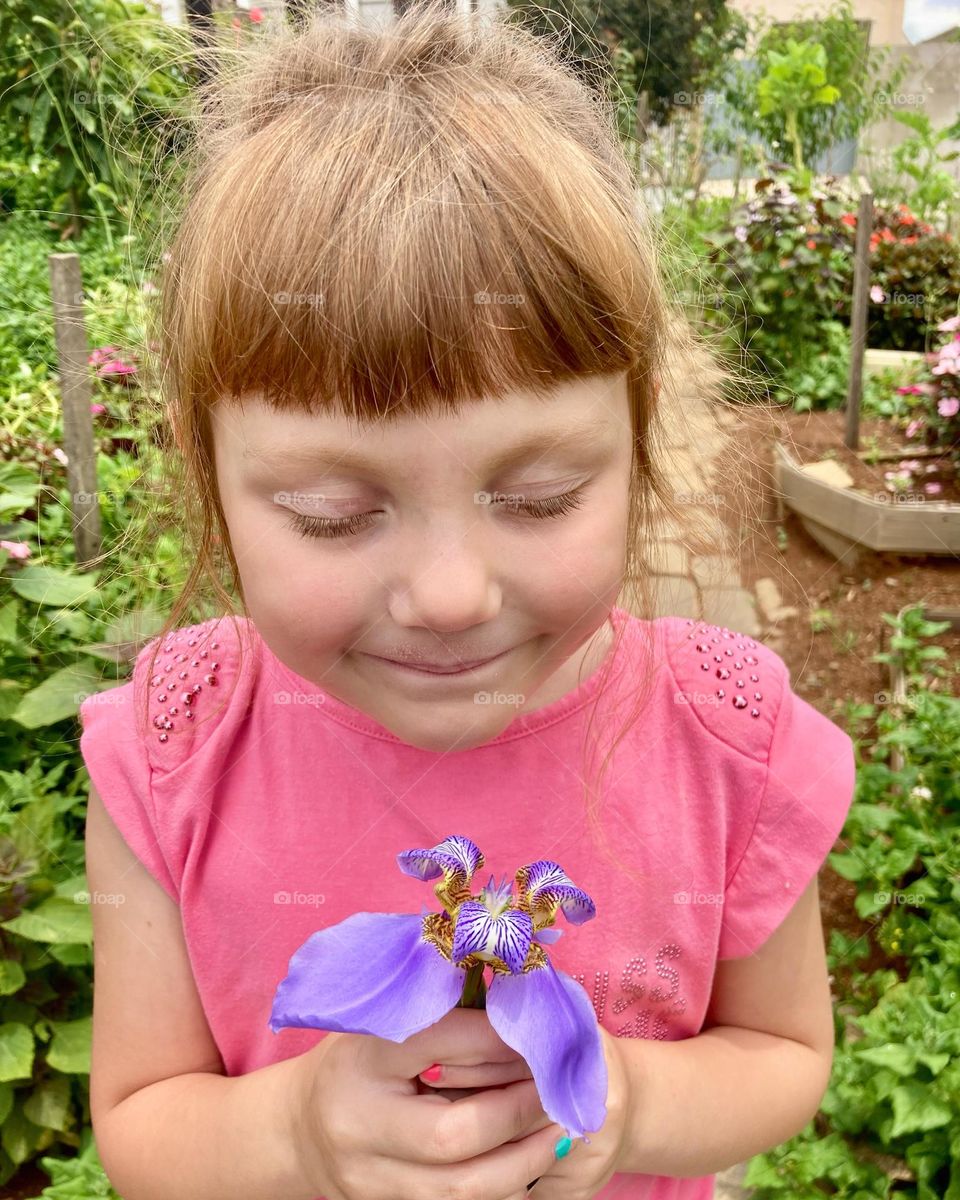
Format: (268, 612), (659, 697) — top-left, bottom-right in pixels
(774, 442), (960, 564)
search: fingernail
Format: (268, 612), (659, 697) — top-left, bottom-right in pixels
(421, 1063), (442, 1082)
(554, 1136), (572, 1160)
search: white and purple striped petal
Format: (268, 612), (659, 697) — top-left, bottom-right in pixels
(452, 900), (533, 975)
(397, 835), (484, 885)
(515, 859), (596, 926)
(269, 913), (462, 1041)
(486, 959), (607, 1141)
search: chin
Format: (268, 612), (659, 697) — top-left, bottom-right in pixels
(378, 704), (517, 754)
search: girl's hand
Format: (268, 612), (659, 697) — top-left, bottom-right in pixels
(526, 1028), (635, 1199)
(289, 1006), (568, 1200)
(417, 1023), (637, 1200)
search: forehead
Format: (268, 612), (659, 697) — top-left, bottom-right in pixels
(211, 373), (631, 473)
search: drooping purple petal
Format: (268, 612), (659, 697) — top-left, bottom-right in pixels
(452, 900), (533, 975)
(515, 859), (596, 925)
(270, 913), (463, 1041)
(533, 927), (563, 945)
(486, 960), (607, 1141)
(397, 835), (484, 885)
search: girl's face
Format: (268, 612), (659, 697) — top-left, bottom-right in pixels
(211, 372), (634, 753)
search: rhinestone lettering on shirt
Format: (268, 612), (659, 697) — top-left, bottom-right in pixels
(573, 944), (686, 1040)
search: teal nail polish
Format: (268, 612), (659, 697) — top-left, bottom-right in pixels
(554, 1136), (572, 1160)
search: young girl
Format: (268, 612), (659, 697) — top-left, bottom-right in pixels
(79, 5), (856, 1199)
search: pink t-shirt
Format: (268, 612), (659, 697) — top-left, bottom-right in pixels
(78, 605), (856, 1199)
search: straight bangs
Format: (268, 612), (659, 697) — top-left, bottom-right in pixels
(158, 3), (667, 424)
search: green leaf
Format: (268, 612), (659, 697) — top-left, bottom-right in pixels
(0, 1082), (14, 1126)
(1, 1101), (42, 1165)
(857, 1043), (916, 1075)
(0, 960), (26, 998)
(890, 1083), (951, 1137)
(10, 565), (100, 607)
(0, 897), (93, 945)
(23, 1074), (71, 1132)
(0, 1023), (35, 1083)
(46, 1017), (91, 1075)
(11, 663), (108, 728)
(27, 91), (52, 150)
(0, 601), (19, 644)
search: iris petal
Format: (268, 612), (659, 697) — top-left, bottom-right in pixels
(486, 959), (608, 1141)
(269, 913), (462, 1041)
(397, 834), (484, 885)
(452, 900), (533, 975)
(515, 859), (596, 925)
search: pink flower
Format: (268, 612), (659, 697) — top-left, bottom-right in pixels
(90, 403), (106, 416)
(924, 482), (943, 495)
(936, 314), (960, 333)
(899, 459), (922, 472)
(0, 540), (31, 560)
(249, 5), (263, 19)
(896, 385), (924, 395)
(95, 360), (137, 379)
(932, 339), (960, 375)
(52, 447), (69, 467)
(905, 418), (924, 438)
(870, 285), (885, 303)
(937, 397), (960, 418)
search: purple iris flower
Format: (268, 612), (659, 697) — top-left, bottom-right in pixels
(269, 834), (607, 1141)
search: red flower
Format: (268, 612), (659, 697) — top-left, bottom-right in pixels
(840, 213), (857, 226)
(249, 6), (263, 20)
(806, 238), (816, 250)
(902, 235), (918, 244)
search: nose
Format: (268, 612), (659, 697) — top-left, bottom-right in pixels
(388, 524), (501, 633)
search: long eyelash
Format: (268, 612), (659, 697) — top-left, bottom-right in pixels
(284, 509), (375, 540)
(285, 485), (589, 541)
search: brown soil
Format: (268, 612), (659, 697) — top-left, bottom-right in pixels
(0, 1163), (50, 1199)
(719, 402), (960, 991)
(776, 408), (960, 505)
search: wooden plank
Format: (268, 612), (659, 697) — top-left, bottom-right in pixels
(776, 442), (960, 556)
(49, 254), (102, 572)
(844, 178), (873, 452)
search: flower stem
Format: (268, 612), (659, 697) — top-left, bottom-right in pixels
(457, 962), (487, 1009)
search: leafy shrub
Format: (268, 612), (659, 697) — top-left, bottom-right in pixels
(745, 608), (960, 1199)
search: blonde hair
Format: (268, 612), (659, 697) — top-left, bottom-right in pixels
(133, 0), (743, 887)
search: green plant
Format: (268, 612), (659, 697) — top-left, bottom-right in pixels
(885, 111), (960, 225)
(756, 38), (840, 174)
(31, 1127), (120, 1196)
(0, 0), (188, 242)
(745, 607), (960, 1198)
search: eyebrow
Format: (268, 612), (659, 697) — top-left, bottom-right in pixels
(242, 419), (621, 475)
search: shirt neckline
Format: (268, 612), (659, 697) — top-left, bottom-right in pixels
(260, 606), (638, 747)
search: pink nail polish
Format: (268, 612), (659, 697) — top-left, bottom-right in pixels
(421, 1063), (442, 1082)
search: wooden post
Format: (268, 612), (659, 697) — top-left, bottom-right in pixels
(48, 254), (102, 571)
(844, 176), (873, 452)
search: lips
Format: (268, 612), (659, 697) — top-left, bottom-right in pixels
(370, 650), (507, 675)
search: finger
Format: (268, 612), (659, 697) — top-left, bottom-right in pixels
(412, 1118), (568, 1200)
(421, 1057), (534, 1090)
(376, 1006), (522, 1078)
(384, 1078), (552, 1165)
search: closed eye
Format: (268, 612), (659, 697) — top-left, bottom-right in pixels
(283, 484), (590, 540)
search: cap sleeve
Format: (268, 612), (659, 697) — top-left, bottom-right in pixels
(717, 684), (856, 960)
(79, 665), (180, 904)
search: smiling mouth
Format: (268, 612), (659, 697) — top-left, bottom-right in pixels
(367, 649), (510, 676)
